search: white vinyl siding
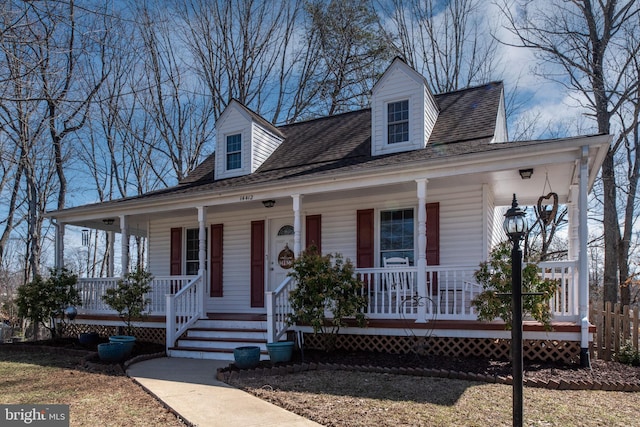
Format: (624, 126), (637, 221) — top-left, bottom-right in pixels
(147, 184), (486, 314)
(371, 59), (439, 156)
(251, 122), (283, 172)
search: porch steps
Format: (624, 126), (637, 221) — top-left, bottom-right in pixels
(167, 316), (269, 361)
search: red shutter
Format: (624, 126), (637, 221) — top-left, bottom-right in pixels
(210, 224), (223, 297)
(357, 209), (374, 268)
(250, 220), (265, 307)
(426, 203), (440, 295)
(170, 228), (182, 276)
(305, 215), (322, 253)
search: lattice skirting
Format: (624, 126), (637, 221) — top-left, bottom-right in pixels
(60, 324), (166, 345)
(302, 333), (581, 363)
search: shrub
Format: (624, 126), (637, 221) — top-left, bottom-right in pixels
(287, 248), (367, 351)
(16, 268), (81, 339)
(617, 341), (640, 366)
(102, 269), (152, 336)
(472, 242), (559, 330)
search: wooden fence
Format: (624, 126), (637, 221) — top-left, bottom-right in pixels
(590, 302), (639, 361)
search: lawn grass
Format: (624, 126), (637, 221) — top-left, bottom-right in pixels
(0, 351), (185, 427)
(229, 370), (640, 427)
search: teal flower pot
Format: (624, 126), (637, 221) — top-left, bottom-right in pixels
(266, 341), (294, 363)
(233, 346), (261, 369)
(79, 332), (100, 346)
(109, 335), (136, 358)
(98, 342), (125, 363)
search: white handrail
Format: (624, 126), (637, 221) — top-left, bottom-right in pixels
(266, 276), (296, 343)
(166, 274), (204, 350)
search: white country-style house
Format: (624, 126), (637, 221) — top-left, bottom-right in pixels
(47, 58), (610, 363)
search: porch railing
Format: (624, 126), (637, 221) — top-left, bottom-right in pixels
(356, 266), (482, 320)
(266, 276), (296, 343)
(76, 275), (195, 316)
(165, 274), (205, 349)
(539, 260), (578, 319)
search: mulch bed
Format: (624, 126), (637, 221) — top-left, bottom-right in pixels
(218, 349), (640, 392)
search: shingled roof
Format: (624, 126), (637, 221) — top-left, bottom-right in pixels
(177, 81), (503, 190)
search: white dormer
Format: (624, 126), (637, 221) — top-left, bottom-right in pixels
(215, 100), (284, 180)
(371, 58), (439, 156)
(492, 87), (509, 143)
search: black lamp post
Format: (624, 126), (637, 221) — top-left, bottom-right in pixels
(503, 194), (528, 427)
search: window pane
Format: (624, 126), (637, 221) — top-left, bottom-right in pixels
(227, 152), (241, 170)
(387, 100), (409, 144)
(380, 208), (414, 265)
(185, 228), (206, 274)
(227, 134), (242, 170)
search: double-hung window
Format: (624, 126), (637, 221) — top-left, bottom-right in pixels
(380, 208), (414, 265)
(387, 100), (409, 144)
(185, 228), (207, 275)
(226, 134), (242, 170)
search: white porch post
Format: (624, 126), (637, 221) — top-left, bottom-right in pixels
(416, 178), (428, 323)
(54, 221), (65, 270)
(197, 206), (207, 316)
(567, 184), (579, 260)
(578, 146), (590, 367)
(120, 215), (129, 275)
(107, 230), (115, 277)
(292, 194), (302, 257)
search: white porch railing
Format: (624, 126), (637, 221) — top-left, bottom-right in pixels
(76, 275), (195, 315)
(266, 276), (296, 343)
(356, 266), (482, 320)
(539, 260), (579, 319)
(165, 274), (205, 349)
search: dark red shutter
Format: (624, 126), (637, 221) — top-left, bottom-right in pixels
(210, 224), (223, 297)
(426, 203), (440, 295)
(305, 215), (322, 253)
(250, 220), (265, 307)
(357, 209), (374, 268)
(170, 228), (182, 275)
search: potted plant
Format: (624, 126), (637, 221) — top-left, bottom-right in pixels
(233, 346), (261, 369)
(101, 269), (152, 358)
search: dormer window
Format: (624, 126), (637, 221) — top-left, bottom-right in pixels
(387, 100), (409, 144)
(226, 134), (242, 170)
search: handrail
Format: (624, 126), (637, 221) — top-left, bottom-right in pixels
(166, 274), (204, 350)
(539, 260), (579, 317)
(266, 276), (296, 343)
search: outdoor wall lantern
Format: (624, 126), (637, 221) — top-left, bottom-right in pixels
(518, 168), (534, 180)
(502, 193), (528, 427)
(103, 218), (115, 225)
(262, 200), (276, 208)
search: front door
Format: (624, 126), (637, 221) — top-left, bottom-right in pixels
(269, 218), (295, 290)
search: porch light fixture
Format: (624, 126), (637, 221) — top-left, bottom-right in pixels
(502, 194), (528, 427)
(103, 218), (114, 225)
(518, 168), (534, 180)
(262, 200), (276, 208)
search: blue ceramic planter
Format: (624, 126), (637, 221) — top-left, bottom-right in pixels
(98, 342), (125, 362)
(233, 346), (261, 369)
(109, 335), (136, 357)
(78, 332), (100, 346)
(266, 341), (294, 363)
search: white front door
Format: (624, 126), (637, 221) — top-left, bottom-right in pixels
(269, 218), (295, 291)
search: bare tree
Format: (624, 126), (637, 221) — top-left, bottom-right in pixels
(499, 0), (640, 307)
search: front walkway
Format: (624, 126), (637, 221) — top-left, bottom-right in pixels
(126, 357), (321, 427)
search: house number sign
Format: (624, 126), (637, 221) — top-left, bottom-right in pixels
(278, 244), (294, 269)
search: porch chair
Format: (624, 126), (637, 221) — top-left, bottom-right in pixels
(382, 257), (416, 313)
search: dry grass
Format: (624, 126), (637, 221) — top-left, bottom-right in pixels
(229, 370), (640, 426)
(0, 351), (185, 427)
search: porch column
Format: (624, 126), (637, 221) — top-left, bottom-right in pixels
(54, 221), (65, 270)
(578, 146), (590, 367)
(567, 184), (579, 260)
(416, 178), (428, 323)
(120, 215), (130, 275)
(292, 194), (302, 257)
(107, 230), (115, 277)
(197, 206), (207, 316)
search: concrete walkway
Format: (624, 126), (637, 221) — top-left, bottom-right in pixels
(127, 357), (322, 427)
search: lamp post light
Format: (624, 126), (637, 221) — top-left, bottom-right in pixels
(503, 194), (528, 427)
